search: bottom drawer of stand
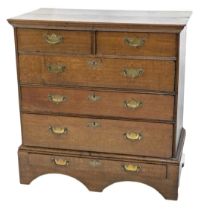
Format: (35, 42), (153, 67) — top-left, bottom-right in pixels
(26, 152), (167, 180)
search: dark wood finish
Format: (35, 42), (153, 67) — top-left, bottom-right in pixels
(96, 32), (177, 57)
(19, 55), (175, 92)
(8, 9), (191, 200)
(21, 86), (174, 121)
(17, 29), (91, 54)
(21, 113), (173, 158)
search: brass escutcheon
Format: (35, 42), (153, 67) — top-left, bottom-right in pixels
(87, 121), (101, 128)
(88, 93), (101, 102)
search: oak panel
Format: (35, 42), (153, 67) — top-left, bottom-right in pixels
(17, 29), (91, 54)
(21, 86), (174, 121)
(22, 114), (173, 158)
(19, 55), (175, 92)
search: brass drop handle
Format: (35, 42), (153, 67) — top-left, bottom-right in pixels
(125, 131), (142, 141)
(123, 164), (141, 172)
(123, 68), (144, 79)
(124, 99), (143, 110)
(53, 158), (69, 166)
(88, 93), (101, 102)
(124, 37), (145, 48)
(48, 94), (67, 104)
(47, 64), (66, 73)
(45, 33), (63, 45)
(49, 126), (68, 135)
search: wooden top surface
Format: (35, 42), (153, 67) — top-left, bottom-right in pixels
(8, 8), (191, 26)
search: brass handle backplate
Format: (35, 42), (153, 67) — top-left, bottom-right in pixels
(45, 33), (63, 45)
(88, 93), (101, 102)
(49, 126), (68, 135)
(123, 68), (144, 79)
(47, 64), (66, 73)
(124, 99), (143, 110)
(123, 164), (141, 172)
(48, 94), (67, 104)
(124, 131), (142, 141)
(124, 37), (145, 48)
(52, 158), (69, 166)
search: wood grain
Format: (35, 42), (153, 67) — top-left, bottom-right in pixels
(8, 8), (191, 200)
(19, 55), (175, 92)
(8, 8), (192, 26)
(97, 32), (177, 57)
(21, 113), (173, 158)
(21, 86), (174, 121)
(18, 141), (185, 200)
(17, 29), (91, 54)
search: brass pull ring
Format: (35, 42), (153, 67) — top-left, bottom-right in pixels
(124, 37), (145, 48)
(124, 131), (142, 141)
(52, 158), (69, 166)
(48, 94), (67, 104)
(123, 68), (144, 79)
(47, 64), (66, 73)
(124, 99), (143, 110)
(123, 164), (141, 172)
(49, 126), (68, 135)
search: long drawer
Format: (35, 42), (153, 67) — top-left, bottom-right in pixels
(22, 114), (173, 158)
(28, 152), (167, 180)
(21, 86), (174, 121)
(19, 55), (175, 92)
(17, 29), (91, 54)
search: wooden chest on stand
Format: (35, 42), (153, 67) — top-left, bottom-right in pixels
(8, 9), (191, 200)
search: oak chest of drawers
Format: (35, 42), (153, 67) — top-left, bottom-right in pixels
(8, 9), (191, 200)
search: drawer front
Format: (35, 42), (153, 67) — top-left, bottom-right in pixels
(21, 87), (174, 121)
(17, 29), (91, 54)
(19, 55), (175, 92)
(22, 114), (173, 158)
(97, 32), (177, 57)
(28, 153), (167, 179)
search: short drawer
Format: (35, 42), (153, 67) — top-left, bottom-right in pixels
(28, 153), (167, 180)
(19, 55), (175, 92)
(17, 29), (91, 54)
(22, 114), (173, 158)
(96, 32), (177, 57)
(21, 87), (174, 121)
